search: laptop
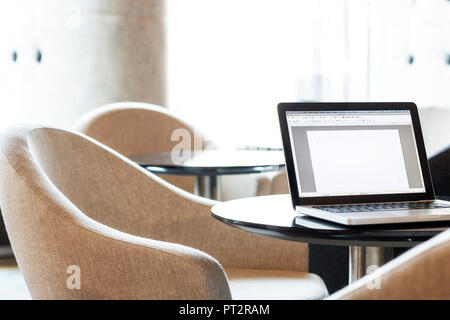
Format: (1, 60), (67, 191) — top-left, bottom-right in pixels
(278, 102), (450, 226)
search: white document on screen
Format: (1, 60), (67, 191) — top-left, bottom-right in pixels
(307, 129), (409, 195)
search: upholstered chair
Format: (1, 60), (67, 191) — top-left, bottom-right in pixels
(73, 102), (212, 193)
(74, 102), (287, 200)
(257, 171), (289, 196)
(0, 125), (327, 299)
(329, 228), (450, 300)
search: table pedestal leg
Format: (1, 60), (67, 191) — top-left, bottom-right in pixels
(195, 175), (221, 200)
(349, 246), (366, 283)
(349, 246), (394, 284)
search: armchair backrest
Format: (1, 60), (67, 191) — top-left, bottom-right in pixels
(74, 102), (212, 192)
(0, 125), (229, 299)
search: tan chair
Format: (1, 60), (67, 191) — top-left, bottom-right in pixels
(329, 228), (450, 299)
(0, 124), (327, 299)
(74, 102), (281, 201)
(73, 102), (210, 193)
(257, 170), (290, 196)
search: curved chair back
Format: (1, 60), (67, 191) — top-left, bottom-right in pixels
(74, 102), (211, 192)
(0, 125), (230, 299)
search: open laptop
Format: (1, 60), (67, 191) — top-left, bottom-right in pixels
(278, 102), (450, 226)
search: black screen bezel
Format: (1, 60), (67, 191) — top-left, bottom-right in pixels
(278, 102), (435, 207)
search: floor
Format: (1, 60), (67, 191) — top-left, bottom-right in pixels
(0, 258), (31, 300)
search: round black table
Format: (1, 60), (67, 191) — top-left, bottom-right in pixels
(211, 194), (449, 283)
(129, 150), (285, 199)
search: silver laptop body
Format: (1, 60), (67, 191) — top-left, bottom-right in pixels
(278, 102), (450, 226)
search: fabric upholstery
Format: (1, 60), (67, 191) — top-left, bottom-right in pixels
(329, 228), (450, 300)
(0, 125), (229, 299)
(269, 170), (290, 195)
(74, 102), (284, 201)
(0, 125), (318, 299)
(73, 102), (209, 193)
(257, 170), (289, 196)
(226, 268), (328, 300)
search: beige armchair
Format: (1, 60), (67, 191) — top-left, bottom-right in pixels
(73, 102), (209, 193)
(73, 102), (280, 201)
(0, 125), (327, 299)
(330, 228), (450, 299)
(257, 170), (290, 196)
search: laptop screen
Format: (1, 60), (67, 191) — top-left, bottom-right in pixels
(286, 110), (426, 198)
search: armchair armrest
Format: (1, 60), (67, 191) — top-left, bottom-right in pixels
(54, 143), (308, 273)
(77, 220), (232, 300)
(328, 229), (450, 300)
(19, 209), (232, 300)
(155, 187), (308, 272)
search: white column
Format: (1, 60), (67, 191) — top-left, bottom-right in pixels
(0, 0), (166, 127)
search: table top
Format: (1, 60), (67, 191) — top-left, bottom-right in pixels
(129, 150), (285, 175)
(211, 194), (450, 247)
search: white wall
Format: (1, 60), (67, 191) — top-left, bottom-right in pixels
(368, 0), (450, 105)
(0, 0), (166, 129)
(166, 0), (327, 148)
(1, 0), (448, 141)
(0, 1), (20, 129)
(166, 0), (450, 148)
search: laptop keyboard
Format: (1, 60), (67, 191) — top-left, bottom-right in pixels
(313, 201), (450, 213)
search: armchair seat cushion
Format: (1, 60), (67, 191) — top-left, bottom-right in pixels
(225, 268), (328, 300)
